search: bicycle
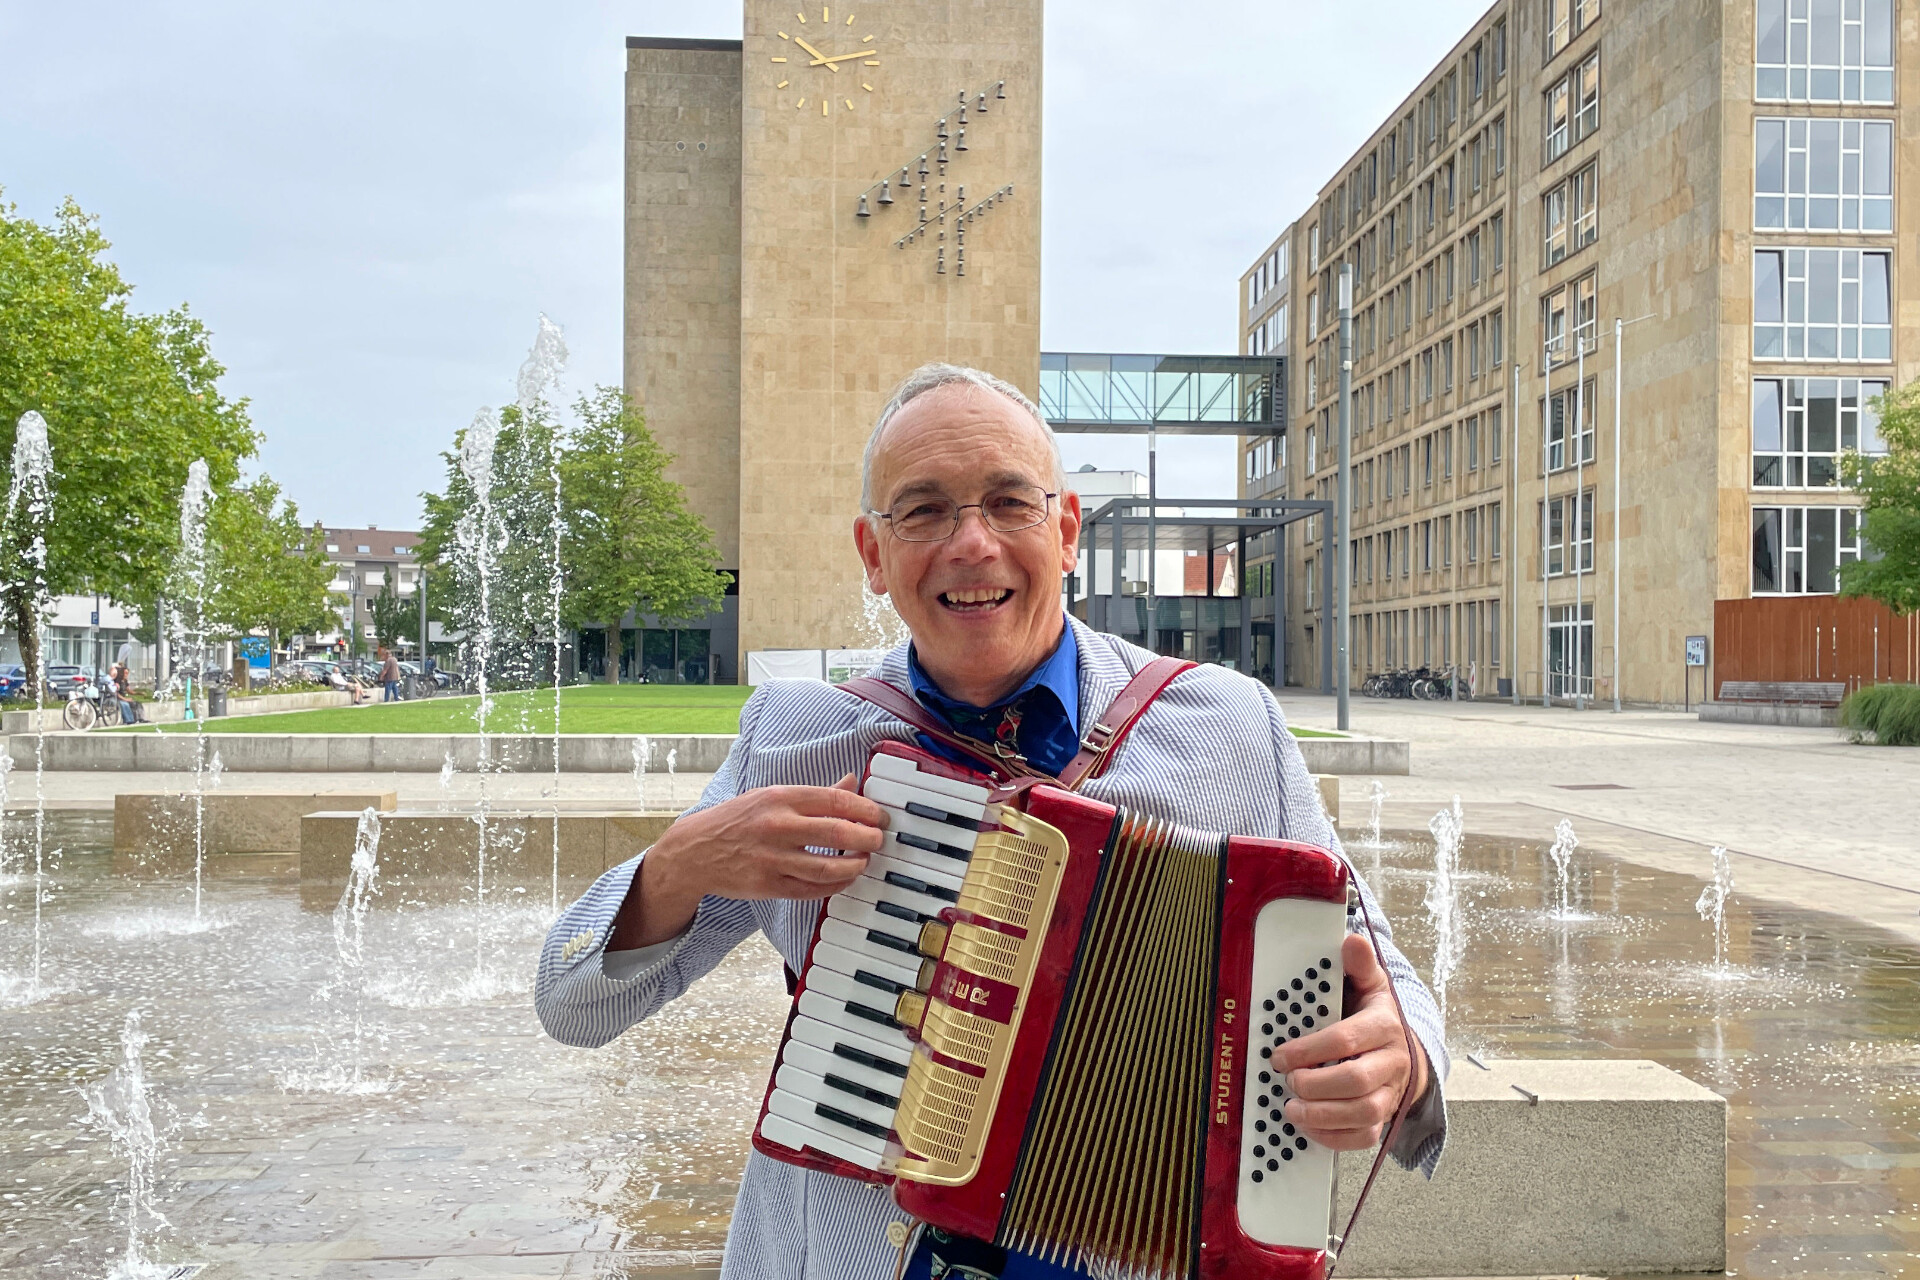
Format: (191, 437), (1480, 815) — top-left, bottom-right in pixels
(62, 679), (109, 730)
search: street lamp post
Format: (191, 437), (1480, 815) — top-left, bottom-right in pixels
(1510, 358), (1525, 706)
(1574, 339), (1586, 711)
(1610, 312), (1655, 712)
(1336, 265), (1353, 731)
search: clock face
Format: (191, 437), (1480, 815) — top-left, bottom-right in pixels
(769, 6), (881, 119)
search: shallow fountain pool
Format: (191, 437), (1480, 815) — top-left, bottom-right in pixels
(1, 813), (1916, 1277)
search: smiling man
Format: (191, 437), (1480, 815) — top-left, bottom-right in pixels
(535, 363), (1448, 1280)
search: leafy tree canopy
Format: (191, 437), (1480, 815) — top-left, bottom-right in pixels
(0, 195), (258, 673)
(1839, 380), (1920, 614)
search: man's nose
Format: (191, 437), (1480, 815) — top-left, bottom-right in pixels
(945, 505), (1000, 555)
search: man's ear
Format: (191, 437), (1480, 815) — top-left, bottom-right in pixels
(853, 514), (889, 596)
(1056, 489), (1083, 575)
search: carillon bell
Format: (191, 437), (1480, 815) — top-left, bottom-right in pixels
(937, 140), (949, 164)
(978, 92), (988, 113)
(900, 166), (911, 187)
(956, 248), (966, 277)
(878, 180), (893, 205)
(995, 80), (1006, 99)
(955, 128), (967, 152)
(857, 194), (871, 217)
(937, 118), (949, 140)
(918, 154), (930, 178)
(936, 247), (946, 274)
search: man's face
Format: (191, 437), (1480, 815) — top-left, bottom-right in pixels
(854, 384), (1082, 706)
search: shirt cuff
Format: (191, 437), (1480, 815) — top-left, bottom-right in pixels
(600, 925), (691, 982)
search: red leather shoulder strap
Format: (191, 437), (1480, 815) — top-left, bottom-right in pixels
(1056, 655), (1194, 792)
(836, 676), (1036, 782)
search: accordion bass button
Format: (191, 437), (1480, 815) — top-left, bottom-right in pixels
(917, 920), (951, 959)
(894, 990), (929, 1030)
(916, 958), (940, 992)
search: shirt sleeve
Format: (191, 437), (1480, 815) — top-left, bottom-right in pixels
(1258, 682), (1451, 1177)
(532, 691), (768, 1049)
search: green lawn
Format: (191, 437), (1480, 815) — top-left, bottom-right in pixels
(129, 681), (1339, 738)
(134, 684), (753, 735)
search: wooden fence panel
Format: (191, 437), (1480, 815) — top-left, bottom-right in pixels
(1714, 596), (1917, 693)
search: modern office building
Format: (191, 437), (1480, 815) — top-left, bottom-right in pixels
(1240, 0), (1913, 705)
(624, 1), (1043, 681)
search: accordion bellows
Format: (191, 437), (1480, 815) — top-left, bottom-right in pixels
(753, 742), (1351, 1280)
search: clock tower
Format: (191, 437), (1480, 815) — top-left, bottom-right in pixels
(624, 1), (1044, 681)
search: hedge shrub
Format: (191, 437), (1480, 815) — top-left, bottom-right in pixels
(1839, 682), (1920, 746)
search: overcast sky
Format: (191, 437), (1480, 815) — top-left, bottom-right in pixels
(1, 0), (1488, 530)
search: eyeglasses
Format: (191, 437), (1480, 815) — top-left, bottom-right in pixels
(872, 484), (1058, 542)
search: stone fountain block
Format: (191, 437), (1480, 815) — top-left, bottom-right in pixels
(1332, 1057), (1726, 1277)
(1310, 774), (1339, 825)
(300, 809), (682, 891)
(115, 790), (397, 856)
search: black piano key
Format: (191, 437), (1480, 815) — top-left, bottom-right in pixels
(825, 1072), (901, 1109)
(874, 898), (927, 924)
(816, 1101), (891, 1140)
(866, 927), (920, 955)
(853, 969), (908, 995)
(844, 998), (903, 1029)
(896, 831), (971, 863)
(884, 870), (959, 903)
(903, 801), (982, 832)
(834, 1042), (909, 1078)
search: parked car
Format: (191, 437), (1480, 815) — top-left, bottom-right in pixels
(43, 664), (92, 699)
(0, 664), (26, 699)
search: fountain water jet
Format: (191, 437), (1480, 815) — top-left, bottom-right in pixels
(516, 315), (570, 914)
(326, 809), (385, 1090)
(1546, 818), (1582, 920)
(1696, 845), (1735, 976)
(80, 1010), (175, 1280)
(1423, 796), (1466, 1032)
(456, 410), (500, 983)
(5, 411), (53, 997)
(172, 460), (214, 924)
(631, 736), (652, 810)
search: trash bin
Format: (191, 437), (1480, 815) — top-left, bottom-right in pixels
(207, 685), (228, 718)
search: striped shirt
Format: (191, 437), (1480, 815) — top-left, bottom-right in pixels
(535, 618), (1449, 1280)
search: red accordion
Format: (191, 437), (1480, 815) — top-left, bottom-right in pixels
(753, 742), (1353, 1279)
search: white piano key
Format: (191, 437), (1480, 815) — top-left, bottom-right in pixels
(868, 752), (993, 805)
(790, 1011), (913, 1069)
(864, 775), (990, 826)
(843, 873), (953, 924)
(810, 937), (924, 992)
(784, 1039), (907, 1102)
(766, 1089), (891, 1157)
(804, 967), (913, 1030)
(868, 850), (965, 897)
(777, 1062), (900, 1130)
(760, 1111), (886, 1172)
(825, 895), (926, 954)
(799, 989), (916, 1056)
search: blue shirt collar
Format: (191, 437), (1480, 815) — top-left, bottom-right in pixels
(906, 617), (1081, 730)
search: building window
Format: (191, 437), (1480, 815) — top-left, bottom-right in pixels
(1468, 322), (1482, 379)
(1754, 118), (1893, 232)
(1543, 379), (1598, 471)
(1490, 310), (1505, 368)
(1491, 115), (1506, 175)
(1444, 248), (1455, 301)
(1442, 337), (1455, 392)
(357, 545), (371, 554)
(1543, 162), (1599, 266)
(1305, 425), (1316, 475)
(1465, 506), (1481, 561)
(1489, 501), (1503, 556)
(1542, 272), (1598, 368)
(325, 543), (339, 553)
(1441, 514), (1454, 567)
(1492, 19), (1508, 79)
(1755, 0), (1893, 104)
(1753, 248), (1892, 360)
(1544, 52), (1601, 163)
(1545, 491), (1595, 576)
(1423, 434), (1435, 486)
(1467, 412), (1481, 468)
(1490, 213), (1505, 272)
(1441, 424), (1454, 476)
(1489, 404), (1504, 463)
(1546, 0), (1600, 62)
(1752, 505), (1864, 593)
(1468, 229), (1483, 285)
(1752, 376), (1889, 487)
(1421, 348), (1435, 401)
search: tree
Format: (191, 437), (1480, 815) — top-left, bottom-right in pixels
(1839, 380), (1920, 614)
(369, 577), (415, 652)
(0, 196), (257, 682)
(417, 388), (729, 685)
(560, 388), (730, 682)
(203, 478), (339, 652)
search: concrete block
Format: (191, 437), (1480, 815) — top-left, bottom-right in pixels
(325, 735), (376, 771)
(369, 735), (445, 772)
(1333, 1058), (1725, 1277)
(299, 809), (676, 892)
(116, 791), (397, 856)
(1296, 736), (1412, 776)
(1699, 702), (1838, 727)
(605, 812), (681, 870)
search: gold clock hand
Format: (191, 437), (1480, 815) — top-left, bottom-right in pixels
(815, 50), (869, 63)
(793, 36), (838, 70)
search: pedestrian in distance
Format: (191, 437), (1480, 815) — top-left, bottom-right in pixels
(378, 646), (401, 702)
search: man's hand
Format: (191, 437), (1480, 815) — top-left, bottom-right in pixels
(608, 776), (887, 950)
(1271, 931), (1429, 1151)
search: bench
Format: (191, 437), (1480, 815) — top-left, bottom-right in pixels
(1717, 680), (1846, 707)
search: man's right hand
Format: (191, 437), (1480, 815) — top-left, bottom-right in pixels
(608, 776), (888, 950)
